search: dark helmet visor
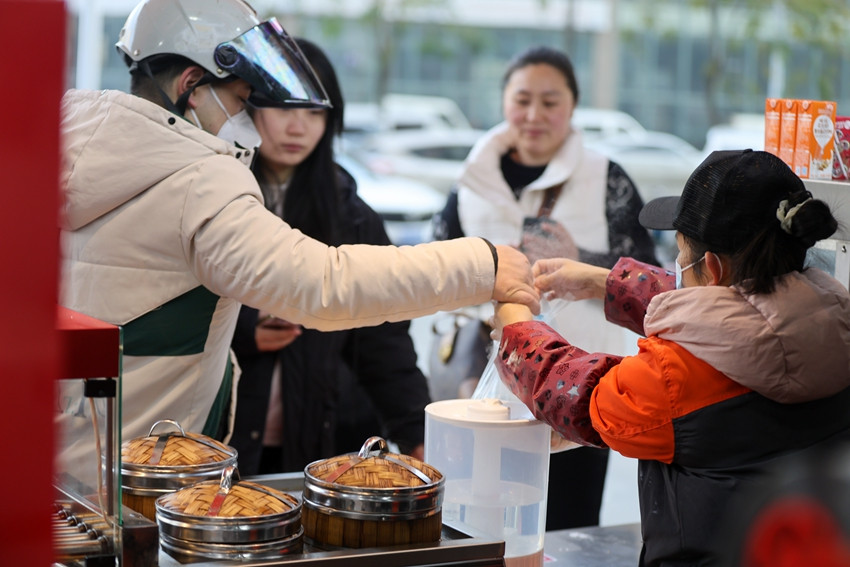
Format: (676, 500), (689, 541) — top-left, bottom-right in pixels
(214, 18), (330, 108)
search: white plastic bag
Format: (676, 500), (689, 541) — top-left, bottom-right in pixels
(469, 340), (515, 402)
(471, 298), (580, 452)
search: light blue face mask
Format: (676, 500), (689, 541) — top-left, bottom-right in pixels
(675, 255), (704, 289)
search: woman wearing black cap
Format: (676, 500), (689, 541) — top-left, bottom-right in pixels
(490, 149), (850, 566)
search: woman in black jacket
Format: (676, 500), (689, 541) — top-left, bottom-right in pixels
(229, 38), (431, 475)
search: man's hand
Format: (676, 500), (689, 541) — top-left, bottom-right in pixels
(255, 313), (301, 352)
(533, 258), (609, 302)
(492, 245), (540, 315)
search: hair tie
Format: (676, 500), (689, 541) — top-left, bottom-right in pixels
(776, 198), (812, 234)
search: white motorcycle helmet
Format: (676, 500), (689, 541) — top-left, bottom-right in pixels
(116, 0), (329, 108)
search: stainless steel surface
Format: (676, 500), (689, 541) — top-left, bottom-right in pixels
(52, 496), (116, 563)
(158, 472), (505, 566)
(159, 522), (505, 567)
(543, 523), (642, 566)
(159, 526), (304, 562)
(155, 472), (645, 566)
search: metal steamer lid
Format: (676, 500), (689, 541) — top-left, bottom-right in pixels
(156, 465), (303, 545)
(157, 466), (304, 561)
(121, 420), (238, 495)
(303, 436), (445, 521)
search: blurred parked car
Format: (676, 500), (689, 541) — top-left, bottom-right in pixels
(572, 107), (648, 140)
(336, 152), (446, 245)
(703, 118), (765, 155)
(345, 94), (473, 142)
(354, 129), (486, 194)
(585, 130), (704, 202)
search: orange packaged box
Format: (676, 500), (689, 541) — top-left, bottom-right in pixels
(793, 99), (837, 180)
(778, 99), (797, 168)
(764, 98), (781, 157)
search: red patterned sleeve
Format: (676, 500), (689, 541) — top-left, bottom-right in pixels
(604, 257), (673, 336)
(495, 321), (623, 448)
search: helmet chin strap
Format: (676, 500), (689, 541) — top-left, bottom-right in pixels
(137, 58), (216, 116)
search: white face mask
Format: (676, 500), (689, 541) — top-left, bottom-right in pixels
(674, 255), (704, 289)
(209, 86), (262, 150)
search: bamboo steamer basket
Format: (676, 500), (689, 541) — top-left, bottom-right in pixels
(302, 436), (444, 549)
(156, 465), (303, 562)
(121, 420), (237, 520)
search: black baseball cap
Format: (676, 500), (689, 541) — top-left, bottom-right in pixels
(638, 149), (811, 254)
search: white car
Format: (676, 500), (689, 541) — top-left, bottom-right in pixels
(337, 152), (447, 245)
(572, 108), (648, 140)
(703, 124), (765, 155)
(585, 130), (704, 202)
(353, 129), (485, 194)
(345, 94), (473, 133)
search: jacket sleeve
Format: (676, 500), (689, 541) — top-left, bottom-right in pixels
(497, 321), (686, 463)
(182, 156), (496, 331)
(496, 320), (622, 448)
(604, 257), (674, 336)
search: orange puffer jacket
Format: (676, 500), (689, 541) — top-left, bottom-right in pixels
(497, 257), (850, 566)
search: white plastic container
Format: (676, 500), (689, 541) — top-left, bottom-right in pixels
(424, 399), (550, 567)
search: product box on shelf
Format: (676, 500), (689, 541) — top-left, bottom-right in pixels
(792, 100), (836, 180)
(764, 98), (781, 156)
(778, 99), (797, 168)
(832, 116), (850, 181)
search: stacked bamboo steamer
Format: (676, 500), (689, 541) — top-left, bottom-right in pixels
(156, 465), (303, 562)
(121, 420), (238, 521)
(302, 436), (445, 549)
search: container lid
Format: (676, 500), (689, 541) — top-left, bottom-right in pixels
(306, 436), (441, 489)
(157, 467), (298, 519)
(122, 420), (237, 468)
(121, 420), (238, 494)
(302, 437), (444, 520)
(425, 398), (540, 426)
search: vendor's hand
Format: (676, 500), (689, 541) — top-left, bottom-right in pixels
(533, 258), (609, 302)
(255, 313), (301, 352)
(491, 302), (535, 340)
(520, 219), (578, 265)
(492, 245), (541, 315)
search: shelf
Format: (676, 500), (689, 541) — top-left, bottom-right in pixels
(803, 179), (850, 240)
(56, 305), (120, 379)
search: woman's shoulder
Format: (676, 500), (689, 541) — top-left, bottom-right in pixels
(334, 163), (391, 243)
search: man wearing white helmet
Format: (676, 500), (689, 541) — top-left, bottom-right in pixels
(58, 0), (538, 471)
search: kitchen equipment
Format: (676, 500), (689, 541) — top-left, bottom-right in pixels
(425, 398), (551, 567)
(156, 465), (303, 562)
(121, 419), (237, 520)
(302, 436), (444, 549)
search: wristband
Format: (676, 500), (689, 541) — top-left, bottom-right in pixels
(481, 238), (498, 276)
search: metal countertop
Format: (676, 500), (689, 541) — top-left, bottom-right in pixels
(543, 523), (641, 566)
(156, 472), (643, 567)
